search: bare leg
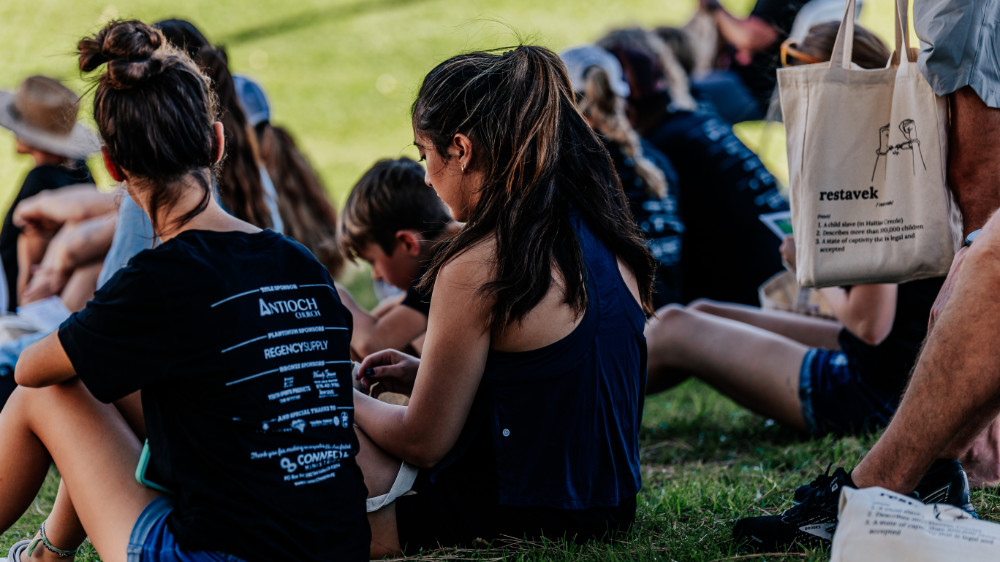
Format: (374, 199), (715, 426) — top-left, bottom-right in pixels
(23, 392), (148, 562)
(355, 428), (403, 559)
(646, 305), (809, 431)
(0, 382), (158, 562)
(851, 216), (1000, 492)
(688, 299), (842, 349)
(947, 87), (1000, 235)
(59, 263), (102, 313)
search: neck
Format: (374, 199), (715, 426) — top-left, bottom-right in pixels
(128, 172), (260, 242)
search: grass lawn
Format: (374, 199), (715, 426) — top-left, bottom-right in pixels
(3, 379), (998, 560)
(2, 1), (987, 560)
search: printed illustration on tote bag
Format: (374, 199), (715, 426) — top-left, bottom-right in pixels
(872, 119), (926, 181)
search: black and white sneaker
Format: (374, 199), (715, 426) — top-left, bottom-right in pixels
(734, 466), (849, 552)
(734, 460), (976, 552)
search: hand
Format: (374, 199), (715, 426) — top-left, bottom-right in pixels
(21, 265), (68, 304)
(356, 348), (420, 396)
(779, 235), (797, 273)
(928, 246), (969, 331)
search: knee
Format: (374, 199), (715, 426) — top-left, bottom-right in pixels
(645, 304), (693, 347)
(688, 298), (721, 314)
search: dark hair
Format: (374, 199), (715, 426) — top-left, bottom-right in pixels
(153, 18), (211, 60)
(791, 21), (891, 69)
(653, 26), (695, 77)
(339, 157), (452, 259)
(413, 46), (655, 334)
(258, 123), (345, 277)
(597, 28), (696, 109)
(78, 19), (215, 234)
(194, 47), (273, 228)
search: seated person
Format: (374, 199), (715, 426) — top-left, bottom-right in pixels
(337, 157), (455, 359)
(598, 28), (788, 306)
(0, 75), (99, 313)
(0, 20), (367, 562)
(561, 45), (685, 308)
(646, 235), (943, 436)
(353, 46), (650, 557)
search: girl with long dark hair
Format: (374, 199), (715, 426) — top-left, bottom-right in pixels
(353, 46), (655, 556)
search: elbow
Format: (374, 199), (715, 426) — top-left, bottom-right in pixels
(404, 444), (448, 469)
(852, 324), (891, 347)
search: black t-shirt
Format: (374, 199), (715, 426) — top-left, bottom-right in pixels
(838, 276), (946, 396)
(0, 161), (93, 311)
(58, 229), (369, 562)
(641, 103), (787, 305)
(733, 0), (810, 116)
(603, 136), (685, 308)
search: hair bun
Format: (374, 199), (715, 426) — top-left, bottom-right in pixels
(79, 20), (166, 88)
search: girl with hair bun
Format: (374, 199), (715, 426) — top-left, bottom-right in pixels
(0, 20), (367, 562)
(353, 46), (653, 556)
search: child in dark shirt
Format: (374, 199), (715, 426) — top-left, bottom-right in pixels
(0, 75), (99, 312)
(0, 20), (367, 562)
(337, 157), (456, 358)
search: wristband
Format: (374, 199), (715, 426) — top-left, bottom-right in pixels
(965, 229), (983, 247)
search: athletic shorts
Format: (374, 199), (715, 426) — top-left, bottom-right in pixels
(127, 497), (245, 562)
(395, 470), (636, 553)
(798, 348), (900, 436)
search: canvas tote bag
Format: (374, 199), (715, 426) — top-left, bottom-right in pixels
(831, 487), (1000, 561)
(778, 0), (961, 288)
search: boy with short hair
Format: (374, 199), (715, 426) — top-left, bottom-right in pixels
(337, 157), (454, 358)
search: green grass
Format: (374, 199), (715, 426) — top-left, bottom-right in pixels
(0, 1), (965, 560)
(4, 380), (999, 560)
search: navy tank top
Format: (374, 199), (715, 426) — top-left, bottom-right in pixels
(430, 212), (647, 510)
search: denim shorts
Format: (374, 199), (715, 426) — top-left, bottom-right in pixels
(798, 348), (900, 436)
(127, 497), (245, 562)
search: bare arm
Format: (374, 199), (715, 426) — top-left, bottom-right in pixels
(13, 184), (118, 233)
(353, 246), (492, 468)
(780, 235), (896, 346)
(15, 331), (76, 387)
(818, 285), (897, 345)
(336, 285), (428, 358)
(21, 214), (118, 305)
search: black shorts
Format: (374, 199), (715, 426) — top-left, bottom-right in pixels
(395, 468), (636, 553)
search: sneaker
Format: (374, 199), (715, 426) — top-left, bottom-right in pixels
(735, 460), (977, 552)
(911, 459), (976, 516)
(733, 466), (849, 552)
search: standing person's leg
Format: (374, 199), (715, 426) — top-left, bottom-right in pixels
(947, 87), (1000, 235)
(646, 305), (809, 430)
(849, 217), (1000, 493)
(0, 382), (158, 562)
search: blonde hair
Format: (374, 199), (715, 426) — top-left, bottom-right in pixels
(577, 66), (668, 198)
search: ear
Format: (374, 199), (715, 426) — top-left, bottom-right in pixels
(212, 121), (225, 163)
(395, 230), (423, 257)
(451, 133), (474, 172)
(102, 147), (124, 183)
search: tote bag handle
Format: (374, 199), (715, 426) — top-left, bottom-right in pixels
(831, 0), (914, 69)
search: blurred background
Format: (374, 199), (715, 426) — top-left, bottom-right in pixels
(0, 0), (898, 300)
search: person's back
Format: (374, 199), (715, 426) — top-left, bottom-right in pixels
(63, 228), (368, 560)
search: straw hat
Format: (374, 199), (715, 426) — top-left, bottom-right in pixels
(0, 76), (100, 160)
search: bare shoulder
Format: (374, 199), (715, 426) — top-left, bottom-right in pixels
(435, 238), (496, 296)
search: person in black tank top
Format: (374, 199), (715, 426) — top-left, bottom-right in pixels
(350, 46), (657, 557)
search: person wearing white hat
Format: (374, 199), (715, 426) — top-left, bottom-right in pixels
(0, 76), (99, 313)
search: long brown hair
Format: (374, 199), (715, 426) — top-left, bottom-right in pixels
(195, 47), (273, 228)
(258, 123), (344, 276)
(78, 20), (215, 234)
(413, 46), (655, 335)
